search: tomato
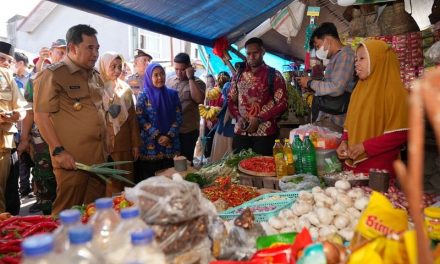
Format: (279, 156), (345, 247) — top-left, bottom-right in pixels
(119, 200), (129, 209)
(86, 206), (96, 217)
(113, 196), (123, 205)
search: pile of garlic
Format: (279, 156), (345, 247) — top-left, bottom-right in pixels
(267, 180), (369, 241)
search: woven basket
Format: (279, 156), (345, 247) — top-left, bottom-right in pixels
(380, 2), (419, 36)
(350, 9), (366, 37)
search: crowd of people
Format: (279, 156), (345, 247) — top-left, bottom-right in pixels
(0, 20), (423, 216)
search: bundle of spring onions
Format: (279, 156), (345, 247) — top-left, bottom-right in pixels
(75, 161), (134, 185)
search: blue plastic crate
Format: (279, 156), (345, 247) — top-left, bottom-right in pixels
(218, 200), (292, 222)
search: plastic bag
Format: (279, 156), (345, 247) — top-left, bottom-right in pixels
(125, 175), (217, 256)
(279, 174), (320, 192)
(425, 40), (440, 64)
(348, 230), (417, 264)
(289, 124), (342, 150)
(125, 175), (213, 224)
(168, 238), (213, 264)
(218, 224), (266, 260)
(350, 192), (408, 248)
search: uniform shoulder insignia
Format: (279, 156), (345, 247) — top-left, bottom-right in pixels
(47, 62), (65, 71)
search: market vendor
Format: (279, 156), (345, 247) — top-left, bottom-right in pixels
(0, 41), (28, 213)
(33, 24), (107, 215)
(336, 39), (408, 177)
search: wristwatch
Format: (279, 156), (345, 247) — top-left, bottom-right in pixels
(188, 76), (196, 81)
(52, 146), (65, 156)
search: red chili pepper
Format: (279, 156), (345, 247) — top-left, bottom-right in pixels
(0, 256), (20, 264)
(0, 240), (22, 246)
(0, 218), (19, 230)
(20, 215), (52, 223)
(21, 222), (58, 238)
(0, 245), (21, 254)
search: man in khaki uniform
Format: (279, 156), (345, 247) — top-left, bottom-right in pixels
(0, 41), (27, 213)
(126, 49), (152, 100)
(166, 53), (205, 164)
(34, 24), (107, 215)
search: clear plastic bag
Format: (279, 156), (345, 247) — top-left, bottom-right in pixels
(218, 224), (266, 260)
(125, 175), (217, 256)
(279, 174), (321, 192)
(125, 175), (212, 224)
(425, 40), (440, 64)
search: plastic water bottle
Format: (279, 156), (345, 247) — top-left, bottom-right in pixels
(106, 207), (148, 264)
(53, 209), (81, 253)
(123, 229), (166, 264)
(22, 234), (59, 264)
(293, 135), (304, 173)
(88, 198), (120, 251)
(273, 139), (287, 178)
(302, 135), (317, 175)
(64, 225), (105, 264)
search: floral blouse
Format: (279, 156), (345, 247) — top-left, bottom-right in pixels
(136, 91), (182, 160)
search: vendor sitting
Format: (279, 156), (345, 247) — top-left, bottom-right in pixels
(336, 40), (408, 177)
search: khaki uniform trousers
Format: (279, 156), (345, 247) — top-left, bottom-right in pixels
(51, 168), (105, 216)
(0, 149), (11, 213)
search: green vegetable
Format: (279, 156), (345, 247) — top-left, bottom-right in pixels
(185, 173), (208, 187)
(289, 176), (304, 184)
(76, 161), (134, 185)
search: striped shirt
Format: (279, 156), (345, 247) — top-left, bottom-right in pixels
(310, 45), (356, 127)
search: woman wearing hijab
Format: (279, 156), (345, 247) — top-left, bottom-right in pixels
(336, 40), (408, 177)
(137, 63), (182, 179)
(99, 52), (141, 195)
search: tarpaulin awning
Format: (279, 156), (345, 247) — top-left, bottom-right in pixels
(48, 0), (294, 47)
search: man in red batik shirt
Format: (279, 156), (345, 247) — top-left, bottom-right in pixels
(228, 37), (288, 156)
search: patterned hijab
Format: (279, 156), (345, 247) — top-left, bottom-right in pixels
(143, 63), (177, 133)
(98, 52), (132, 137)
(344, 40), (408, 166)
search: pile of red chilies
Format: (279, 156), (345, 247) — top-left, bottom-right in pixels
(0, 215), (59, 264)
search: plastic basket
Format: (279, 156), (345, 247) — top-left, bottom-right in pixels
(218, 201), (292, 222)
(243, 192), (299, 206)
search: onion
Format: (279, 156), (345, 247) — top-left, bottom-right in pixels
(322, 241), (341, 264)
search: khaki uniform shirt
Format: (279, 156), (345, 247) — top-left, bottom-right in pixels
(166, 77), (206, 134)
(0, 68), (27, 149)
(126, 73), (143, 100)
(33, 57), (107, 167)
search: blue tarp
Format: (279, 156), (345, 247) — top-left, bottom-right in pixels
(198, 45), (292, 75)
(49, 0), (294, 47)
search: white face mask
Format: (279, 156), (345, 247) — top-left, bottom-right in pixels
(316, 42), (329, 60)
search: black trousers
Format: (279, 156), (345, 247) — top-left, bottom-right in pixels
(179, 129), (199, 163)
(6, 149), (20, 215)
(232, 134), (278, 156)
(137, 159), (174, 182)
(19, 152), (33, 194)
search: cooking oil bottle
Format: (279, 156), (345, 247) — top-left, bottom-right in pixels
(283, 139), (295, 175)
(273, 139), (287, 178)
